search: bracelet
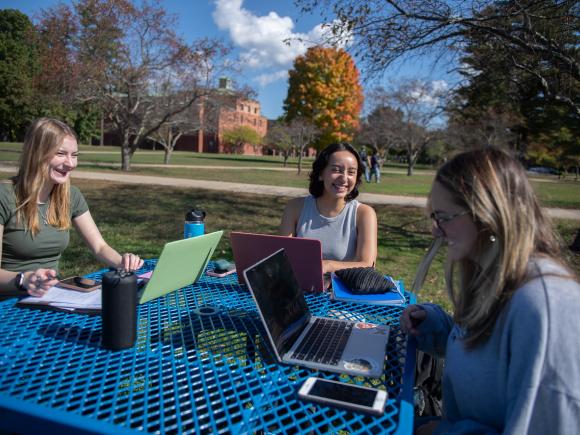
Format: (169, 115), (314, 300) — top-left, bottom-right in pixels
(15, 272), (27, 292)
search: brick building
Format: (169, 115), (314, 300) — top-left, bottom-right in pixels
(103, 78), (269, 155)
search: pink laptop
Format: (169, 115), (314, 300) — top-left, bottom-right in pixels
(230, 232), (324, 292)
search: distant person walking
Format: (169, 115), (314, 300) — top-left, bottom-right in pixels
(370, 149), (381, 183)
(359, 147), (370, 183)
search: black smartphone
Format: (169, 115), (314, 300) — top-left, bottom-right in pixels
(298, 377), (387, 415)
(57, 276), (100, 292)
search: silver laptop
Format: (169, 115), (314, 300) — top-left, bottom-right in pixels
(243, 248), (390, 378)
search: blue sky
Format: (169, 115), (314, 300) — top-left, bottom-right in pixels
(3, 0), (457, 120)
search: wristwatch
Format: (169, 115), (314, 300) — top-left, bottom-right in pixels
(15, 272), (27, 292)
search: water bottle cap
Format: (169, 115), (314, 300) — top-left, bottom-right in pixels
(185, 208), (206, 222)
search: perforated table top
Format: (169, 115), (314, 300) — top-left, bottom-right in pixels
(0, 260), (416, 434)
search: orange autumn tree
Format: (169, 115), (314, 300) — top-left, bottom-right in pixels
(284, 46), (363, 149)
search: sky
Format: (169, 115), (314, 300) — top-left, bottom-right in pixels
(2, 0), (458, 120)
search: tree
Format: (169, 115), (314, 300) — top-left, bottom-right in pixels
(0, 9), (37, 140)
(284, 46), (363, 148)
(287, 118), (319, 174)
(222, 126), (263, 154)
(369, 81), (447, 176)
(36, 0), (230, 170)
(447, 5), (579, 159)
(356, 106), (403, 161)
(296, 0), (579, 117)
(266, 120), (294, 167)
(445, 108), (520, 152)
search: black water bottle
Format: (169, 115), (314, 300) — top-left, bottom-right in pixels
(101, 270), (138, 350)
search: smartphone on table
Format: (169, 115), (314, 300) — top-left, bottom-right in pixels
(56, 276), (100, 292)
(206, 259), (236, 278)
(297, 377), (387, 416)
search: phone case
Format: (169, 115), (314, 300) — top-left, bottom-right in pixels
(206, 269), (236, 278)
(56, 277), (101, 292)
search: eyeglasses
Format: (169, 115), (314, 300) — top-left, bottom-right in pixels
(430, 210), (470, 229)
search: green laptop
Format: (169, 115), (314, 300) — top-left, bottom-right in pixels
(139, 230), (223, 303)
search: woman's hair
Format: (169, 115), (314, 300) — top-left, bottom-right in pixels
(435, 147), (567, 348)
(309, 142), (363, 201)
(14, 118), (77, 235)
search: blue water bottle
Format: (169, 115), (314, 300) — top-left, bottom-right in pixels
(184, 207), (206, 238)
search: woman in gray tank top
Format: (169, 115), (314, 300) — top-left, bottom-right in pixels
(279, 143), (377, 277)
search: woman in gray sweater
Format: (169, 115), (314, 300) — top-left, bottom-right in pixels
(401, 148), (580, 434)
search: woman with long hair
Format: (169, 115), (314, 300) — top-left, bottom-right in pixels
(401, 147), (580, 433)
(279, 142), (377, 275)
(0, 118), (142, 297)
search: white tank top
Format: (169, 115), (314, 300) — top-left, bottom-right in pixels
(296, 195), (358, 261)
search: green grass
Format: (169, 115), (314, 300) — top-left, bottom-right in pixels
(57, 179), (580, 312)
(2, 142), (578, 208)
(0, 141), (434, 173)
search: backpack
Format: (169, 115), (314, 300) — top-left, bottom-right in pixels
(414, 351), (444, 417)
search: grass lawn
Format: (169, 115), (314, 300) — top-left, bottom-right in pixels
(2, 142), (578, 208)
(58, 179), (580, 312)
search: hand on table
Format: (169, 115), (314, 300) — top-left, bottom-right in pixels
(400, 304), (427, 336)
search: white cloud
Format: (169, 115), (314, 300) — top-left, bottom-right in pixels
(255, 70), (288, 87)
(431, 80), (449, 93)
(409, 80), (449, 106)
(212, 0), (333, 71)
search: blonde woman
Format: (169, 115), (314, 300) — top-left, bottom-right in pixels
(401, 148), (580, 434)
(0, 118), (142, 297)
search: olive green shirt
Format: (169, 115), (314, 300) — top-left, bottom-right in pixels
(0, 182), (89, 272)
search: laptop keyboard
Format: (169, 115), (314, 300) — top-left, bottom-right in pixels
(291, 318), (353, 366)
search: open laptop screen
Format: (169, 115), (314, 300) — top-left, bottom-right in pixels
(244, 249), (311, 357)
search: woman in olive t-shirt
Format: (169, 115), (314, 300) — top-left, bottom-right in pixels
(0, 118), (143, 297)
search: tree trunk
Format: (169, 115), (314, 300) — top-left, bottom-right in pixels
(121, 131), (132, 171)
(100, 113), (104, 146)
(164, 148), (172, 164)
(407, 148), (415, 176)
(283, 154), (288, 167)
(297, 148), (304, 175)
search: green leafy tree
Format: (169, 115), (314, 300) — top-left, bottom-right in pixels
(222, 125), (263, 154)
(448, 2), (579, 159)
(296, 0), (579, 117)
(284, 46), (363, 148)
(0, 9), (37, 140)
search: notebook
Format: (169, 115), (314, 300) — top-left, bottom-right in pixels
(17, 231), (223, 312)
(244, 248), (390, 378)
(230, 231), (324, 292)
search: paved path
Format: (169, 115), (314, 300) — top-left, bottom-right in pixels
(1, 165), (578, 220)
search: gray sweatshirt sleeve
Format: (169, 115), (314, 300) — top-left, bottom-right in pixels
(414, 303), (454, 358)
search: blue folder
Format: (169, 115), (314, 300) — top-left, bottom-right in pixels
(331, 273), (405, 305)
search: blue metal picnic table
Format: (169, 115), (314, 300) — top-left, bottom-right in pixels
(0, 260), (416, 434)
